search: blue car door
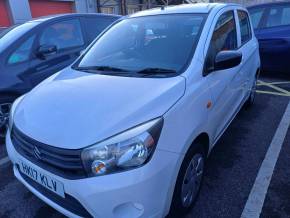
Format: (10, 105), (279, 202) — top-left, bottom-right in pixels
(28, 18), (87, 87)
(256, 4), (290, 72)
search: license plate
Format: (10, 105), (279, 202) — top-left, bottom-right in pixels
(18, 160), (65, 198)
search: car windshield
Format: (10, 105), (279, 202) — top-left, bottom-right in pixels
(76, 14), (206, 77)
(0, 22), (37, 51)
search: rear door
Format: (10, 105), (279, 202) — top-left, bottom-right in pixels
(28, 18), (87, 86)
(256, 3), (290, 72)
(236, 9), (258, 99)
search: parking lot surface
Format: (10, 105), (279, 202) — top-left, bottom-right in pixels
(0, 74), (290, 218)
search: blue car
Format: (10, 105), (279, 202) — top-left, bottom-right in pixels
(0, 13), (120, 142)
(248, 2), (290, 73)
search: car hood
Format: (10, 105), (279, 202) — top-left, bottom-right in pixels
(14, 68), (185, 149)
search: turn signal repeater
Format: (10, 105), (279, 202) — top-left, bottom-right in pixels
(207, 101), (212, 109)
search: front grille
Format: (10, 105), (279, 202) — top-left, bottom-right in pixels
(11, 125), (87, 179)
(18, 167), (93, 218)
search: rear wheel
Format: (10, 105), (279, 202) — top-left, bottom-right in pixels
(246, 73), (258, 107)
(169, 144), (205, 217)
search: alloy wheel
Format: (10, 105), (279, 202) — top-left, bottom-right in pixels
(249, 76), (258, 104)
(181, 153), (204, 208)
(0, 103), (11, 139)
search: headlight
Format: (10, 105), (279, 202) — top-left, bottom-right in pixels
(81, 118), (163, 177)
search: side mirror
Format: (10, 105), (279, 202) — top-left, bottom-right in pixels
(36, 45), (57, 59)
(214, 51), (242, 71)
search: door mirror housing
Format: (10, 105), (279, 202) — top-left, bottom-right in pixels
(36, 45), (57, 59)
(214, 51), (242, 71)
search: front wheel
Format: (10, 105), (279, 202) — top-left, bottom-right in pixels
(0, 102), (12, 143)
(169, 144), (205, 217)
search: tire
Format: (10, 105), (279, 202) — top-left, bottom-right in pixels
(0, 95), (17, 144)
(245, 73), (259, 108)
(168, 144), (206, 217)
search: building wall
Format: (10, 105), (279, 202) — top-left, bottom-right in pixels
(3, 0), (289, 26)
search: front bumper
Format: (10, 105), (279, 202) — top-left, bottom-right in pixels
(6, 132), (181, 218)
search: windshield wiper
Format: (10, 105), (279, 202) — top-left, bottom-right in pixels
(73, 65), (130, 73)
(136, 68), (177, 75)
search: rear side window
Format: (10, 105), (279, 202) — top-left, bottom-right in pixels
(205, 11), (237, 71)
(249, 8), (265, 29)
(39, 19), (84, 50)
(266, 5), (290, 28)
(238, 10), (252, 45)
(84, 17), (117, 42)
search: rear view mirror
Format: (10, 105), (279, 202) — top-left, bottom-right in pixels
(214, 51), (242, 71)
(36, 45), (57, 59)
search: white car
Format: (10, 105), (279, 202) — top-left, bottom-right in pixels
(6, 3), (260, 218)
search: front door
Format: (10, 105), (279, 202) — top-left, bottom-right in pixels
(28, 18), (86, 87)
(204, 10), (243, 141)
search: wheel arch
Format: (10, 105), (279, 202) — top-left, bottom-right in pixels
(190, 132), (210, 157)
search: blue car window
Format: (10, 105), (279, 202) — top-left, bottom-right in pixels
(249, 8), (265, 29)
(84, 17), (117, 42)
(39, 19), (84, 50)
(266, 6), (290, 28)
(8, 35), (36, 65)
(238, 10), (252, 45)
(281, 7), (290, 26)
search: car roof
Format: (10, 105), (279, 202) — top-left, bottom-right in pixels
(29, 13), (121, 23)
(248, 1), (290, 9)
(129, 3), (239, 18)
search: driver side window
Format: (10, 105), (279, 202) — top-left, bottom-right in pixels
(205, 11), (238, 72)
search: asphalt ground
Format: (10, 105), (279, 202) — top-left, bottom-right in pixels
(0, 74), (290, 218)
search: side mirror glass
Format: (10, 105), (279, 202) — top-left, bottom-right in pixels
(214, 51), (242, 71)
(36, 45), (57, 59)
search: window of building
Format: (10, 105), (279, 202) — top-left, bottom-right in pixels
(205, 11), (237, 72)
(39, 19), (84, 50)
(8, 35), (35, 64)
(101, 7), (115, 14)
(238, 10), (252, 45)
(127, 6), (139, 15)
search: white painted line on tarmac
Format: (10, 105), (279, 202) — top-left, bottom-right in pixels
(0, 156), (10, 166)
(241, 101), (290, 218)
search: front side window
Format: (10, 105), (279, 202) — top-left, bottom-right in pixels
(8, 35), (35, 64)
(266, 5), (290, 28)
(39, 19), (84, 50)
(85, 17), (117, 42)
(238, 10), (252, 45)
(249, 8), (265, 29)
(205, 11), (237, 72)
(76, 14), (206, 77)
